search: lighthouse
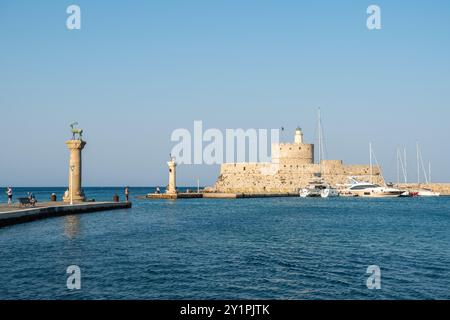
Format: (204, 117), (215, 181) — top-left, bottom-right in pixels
(167, 156), (177, 194)
(294, 127), (304, 144)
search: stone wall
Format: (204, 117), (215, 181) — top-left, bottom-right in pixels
(214, 159), (384, 193)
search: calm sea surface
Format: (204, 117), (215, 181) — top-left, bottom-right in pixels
(1, 187), (450, 300)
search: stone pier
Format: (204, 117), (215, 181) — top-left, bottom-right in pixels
(0, 202), (132, 228)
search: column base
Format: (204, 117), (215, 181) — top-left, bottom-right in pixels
(63, 190), (86, 203)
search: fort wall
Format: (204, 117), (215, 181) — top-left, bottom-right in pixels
(213, 128), (385, 194)
(215, 160), (384, 193)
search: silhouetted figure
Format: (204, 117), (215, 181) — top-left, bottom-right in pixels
(6, 187), (13, 205)
(125, 186), (130, 202)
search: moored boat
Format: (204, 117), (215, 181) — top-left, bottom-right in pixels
(344, 144), (405, 198)
(299, 108), (340, 199)
(345, 179), (404, 198)
(417, 189), (440, 197)
(320, 187), (339, 198)
(300, 179), (339, 198)
(400, 191), (419, 197)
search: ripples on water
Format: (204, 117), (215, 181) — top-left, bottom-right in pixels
(1, 187), (450, 300)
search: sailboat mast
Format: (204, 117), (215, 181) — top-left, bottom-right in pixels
(397, 146), (408, 184)
(397, 147), (400, 184)
(417, 144), (429, 184)
(417, 142), (420, 185)
(318, 108), (322, 165)
(404, 148), (408, 183)
(429, 162), (431, 184)
(397, 147), (404, 184)
(316, 107), (327, 178)
(370, 142), (373, 184)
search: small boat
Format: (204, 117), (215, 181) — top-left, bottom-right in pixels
(299, 185), (321, 198)
(400, 191), (419, 197)
(412, 144), (440, 197)
(300, 179), (339, 198)
(417, 189), (440, 197)
(320, 187), (339, 198)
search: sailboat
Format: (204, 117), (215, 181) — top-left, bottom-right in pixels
(396, 147), (419, 197)
(299, 108), (339, 198)
(345, 143), (404, 198)
(415, 143), (440, 197)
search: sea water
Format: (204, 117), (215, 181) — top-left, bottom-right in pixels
(1, 187), (450, 300)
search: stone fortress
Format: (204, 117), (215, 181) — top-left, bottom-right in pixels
(212, 128), (385, 194)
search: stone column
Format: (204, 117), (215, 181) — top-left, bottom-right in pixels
(63, 140), (87, 203)
(167, 159), (177, 194)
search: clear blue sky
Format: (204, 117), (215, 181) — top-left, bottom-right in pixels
(1, 0), (449, 186)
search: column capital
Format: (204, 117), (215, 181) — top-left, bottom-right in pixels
(65, 140), (87, 150)
(167, 160), (177, 167)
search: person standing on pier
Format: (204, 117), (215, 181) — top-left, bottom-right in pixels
(125, 186), (129, 203)
(6, 187), (13, 205)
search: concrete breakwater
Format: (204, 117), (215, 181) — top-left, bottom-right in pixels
(0, 202), (132, 228)
(142, 192), (301, 200)
(142, 184), (450, 200)
(203, 192), (299, 198)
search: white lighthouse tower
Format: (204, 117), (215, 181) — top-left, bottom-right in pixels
(294, 127), (304, 144)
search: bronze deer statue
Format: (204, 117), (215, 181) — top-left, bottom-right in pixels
(70, 122), (83, 140)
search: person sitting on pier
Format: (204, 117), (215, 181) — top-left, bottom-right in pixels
(28, 192), (37, 207)
(156, 187), (161, 194)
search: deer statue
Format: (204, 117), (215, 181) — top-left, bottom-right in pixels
(70, 122), (83, 140)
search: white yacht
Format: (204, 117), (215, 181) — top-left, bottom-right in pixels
(346, 180), (404, 198)
(343, 144), (405, 198)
